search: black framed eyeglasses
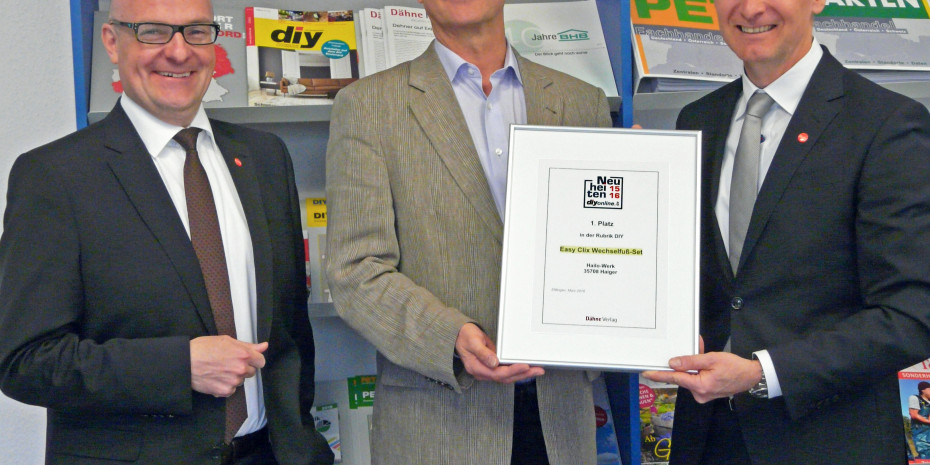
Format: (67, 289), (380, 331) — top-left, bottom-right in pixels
(110, 21), (220, 45)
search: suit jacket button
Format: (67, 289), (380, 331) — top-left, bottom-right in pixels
(211, 444), (224, 460)
(731, 297), (744, 310)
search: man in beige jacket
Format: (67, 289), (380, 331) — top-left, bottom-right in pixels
(325, 0), (611, 463)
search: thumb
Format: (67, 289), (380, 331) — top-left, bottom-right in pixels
(246, 342), (268, 369)
(481, 337), (499, 368)
(481, 351), (499, 369)
(459, 324), (499, 368)
(470, 340), (499, 369)
(668, 354), (711, 372)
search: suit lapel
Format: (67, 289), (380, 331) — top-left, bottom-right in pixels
(407, 45), (503, 240)
(102, 105), (217, 334)
(212, 124), (274, 343)
(518, 55), (562, 127)
(741, 51), (845, 267)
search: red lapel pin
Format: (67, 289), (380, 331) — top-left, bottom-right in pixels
(234, 158), (243, 167)
(797, 133), (809, 143)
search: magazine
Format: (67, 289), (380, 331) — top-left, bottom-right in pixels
(356, 8), (387, 77)
(504, 0), (618, 97)
(815, 0), (930, 72)
(245, 7), (359, 107)
(382, 6), (434, 69)
(640, 375), (675, 465)
(593, 377), (623, 465)
(305, 198), (331, 304)
(630, 0), (740, 93)
(311, 403), (341, 462)
(314, 375), (376, 465)
(901, 359), (930, 464)
(630, 0), (930, 92)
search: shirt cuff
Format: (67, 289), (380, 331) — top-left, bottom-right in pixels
(753, 350), (783, 398)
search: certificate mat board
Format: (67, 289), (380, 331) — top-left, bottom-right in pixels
(497, 126), (700, 371)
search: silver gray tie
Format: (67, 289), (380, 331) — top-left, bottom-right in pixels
(729, 91), (775, 275)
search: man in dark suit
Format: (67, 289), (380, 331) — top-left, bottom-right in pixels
(643, 0), (930, 463)
(0, 0), (333, 464)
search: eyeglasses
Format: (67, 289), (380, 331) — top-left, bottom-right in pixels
(110, 21), (220, 45)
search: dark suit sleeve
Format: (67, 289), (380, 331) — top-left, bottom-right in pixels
(0, 154), (192, 414)
(278, 136), (317, 423)
(253, 134), (333, 465)
(769, 98), (930, 419)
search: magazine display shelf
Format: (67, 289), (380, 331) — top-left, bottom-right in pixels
(71, 1), (687, 464)
(73, 1), (930, 464)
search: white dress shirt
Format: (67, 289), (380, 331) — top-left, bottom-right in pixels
(715, 39), (824, 399)
(121, 96), (264, 435)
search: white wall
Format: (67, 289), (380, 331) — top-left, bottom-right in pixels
(0, 2), (78, 464)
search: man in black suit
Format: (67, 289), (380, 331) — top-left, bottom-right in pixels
(0, 0), (333, 464)
(643, 0), (930, 463)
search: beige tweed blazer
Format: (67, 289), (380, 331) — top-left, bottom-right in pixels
(325, 43), (612, 465)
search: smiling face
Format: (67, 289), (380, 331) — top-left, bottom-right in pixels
(102, 0), (215, 127)
(715, 0), (825, 87)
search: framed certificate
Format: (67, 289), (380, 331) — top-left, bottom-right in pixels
(496, 125), (701, 371)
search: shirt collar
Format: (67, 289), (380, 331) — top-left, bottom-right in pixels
(433, 39), (523, 86)
(738, 37), (823, 119)
(120, 94), (215, 158)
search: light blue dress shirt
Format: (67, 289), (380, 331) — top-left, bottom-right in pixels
(434, 40), (527, 219)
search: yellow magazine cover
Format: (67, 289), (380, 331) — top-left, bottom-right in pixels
(245, 7), (358, 106)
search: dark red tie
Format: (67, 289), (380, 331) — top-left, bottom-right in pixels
(173, 128), (247, 442)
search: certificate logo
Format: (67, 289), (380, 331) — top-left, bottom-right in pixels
(584, 176), (623, 209)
